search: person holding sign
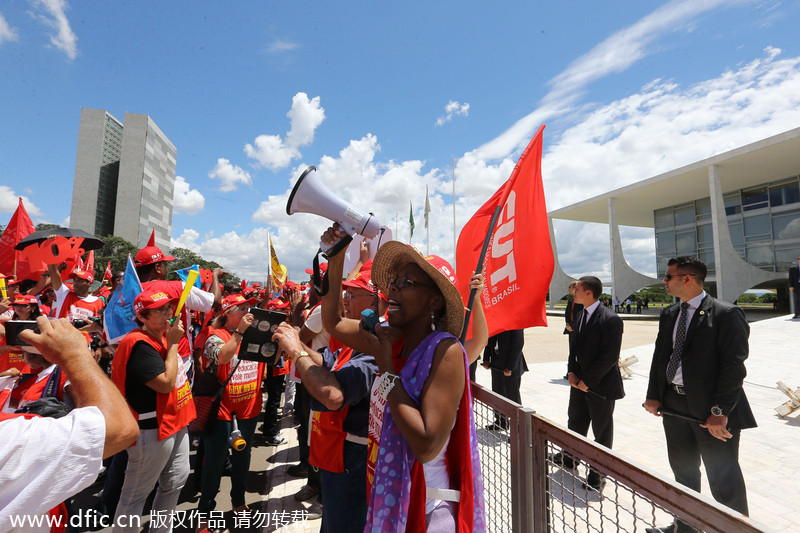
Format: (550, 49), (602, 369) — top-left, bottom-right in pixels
(198, 294), (263, 518)
(109, 288), (194, 533)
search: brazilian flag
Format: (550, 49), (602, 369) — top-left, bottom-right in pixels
(409, 202), (415, 239)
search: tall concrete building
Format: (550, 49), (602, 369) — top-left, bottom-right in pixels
(70, 108), (176, 250)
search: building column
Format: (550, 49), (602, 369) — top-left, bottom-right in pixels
(707, 164), (780, 302)
(608, 197), (660, 302)
(547, 217), (576, 309)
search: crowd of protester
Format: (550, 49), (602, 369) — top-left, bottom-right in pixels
(0, 224), (490, 533)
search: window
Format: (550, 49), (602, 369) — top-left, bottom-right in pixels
(772, 211), (800, 241)
(654, 207), (673, 227)
(698, 250), (716, 274)
(741, 186), (768, 212)
(746, 245), (773, 269)
(769, 179), (800, 207)
(656, 231), (675, 253)
(696, 223), (713, 245)
(729, 222), (744, 245)
(724, 193), (742, 216)
(674, 205), (695, 226)
(675, 230), (696, 255)
(775, 247), (800, 272)
(743, 214), (770, 241)
(695, 197), (711, 221)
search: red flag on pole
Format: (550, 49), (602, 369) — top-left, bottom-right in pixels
(241, 279), (247, 290)
(0, 198), (37, 279)
(103, 261), (112, 281)
(86, 250), (95, 278)
(455, 125), (553, 337)
(147, 229), (156, 247)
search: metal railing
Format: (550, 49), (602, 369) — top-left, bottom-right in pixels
(471, 383), (768, 533)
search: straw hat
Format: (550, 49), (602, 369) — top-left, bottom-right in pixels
(371, 241), (464, 337)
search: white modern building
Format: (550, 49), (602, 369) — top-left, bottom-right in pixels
(70, 108), (176, 250)
(548, 126), (800, 310)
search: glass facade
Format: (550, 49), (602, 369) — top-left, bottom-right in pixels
(653, 176), (800, 276)
(94, 114), (123, 237)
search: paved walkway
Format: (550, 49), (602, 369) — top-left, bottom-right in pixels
(472, 313), (799, 532)
(76, 312), (797, 532)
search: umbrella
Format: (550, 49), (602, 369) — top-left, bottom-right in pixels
(14, 228), (106, 251)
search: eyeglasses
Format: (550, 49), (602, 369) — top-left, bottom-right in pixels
(387, 275), (432, 291)
(344, 291), (373, 300)
(663, 273), (694, 281)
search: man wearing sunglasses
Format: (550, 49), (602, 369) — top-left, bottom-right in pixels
(643, 256), (756, 533)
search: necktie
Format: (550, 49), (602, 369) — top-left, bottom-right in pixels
(666, 302), (690, 383)
(580, 310), (588, 332)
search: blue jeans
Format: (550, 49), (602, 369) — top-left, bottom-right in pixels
(199, 416), (258, 512)
(319, 441), (368, 533)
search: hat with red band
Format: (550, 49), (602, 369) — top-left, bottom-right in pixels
(12, 294), (39, 306)
(134, 289), (177, 314)
(221, 294), (257, 313)
(71, 268), (94, 283)
(266, 299), (290, 311)
(134, 246), (176, 267)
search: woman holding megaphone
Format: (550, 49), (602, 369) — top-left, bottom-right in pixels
(308, 224), (486, 532)
(196, 294), (263, 524)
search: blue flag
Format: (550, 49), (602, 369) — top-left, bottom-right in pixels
(103, 255), (143, 344)
(175, 264), (201, 288)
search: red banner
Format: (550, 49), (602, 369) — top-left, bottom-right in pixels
(0, 199), (37, 280)
(455, 125), (553, 337)
(103, 261), (113, 281)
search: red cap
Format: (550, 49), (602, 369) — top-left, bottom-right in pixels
(12, 294), (38, 306)
(134, 246), (175, 267)
(305, 263), (328, 275)
(243, 287), (257, 297)
(5, 277), (21, 286)
(343, 270), (376, 292)
(71, 268), (94, 283)
(221, 294), (256, 313)
(252, 282), (261, 289)
(284, 281), (297, 289)
(266, 299), (289, 311)
(134, 289), (176, 314)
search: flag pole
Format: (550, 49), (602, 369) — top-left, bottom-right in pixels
(458, 125), (545, 343)
(452, 160), (457, 270)
(426, 185), (430, 256)
(266, 229), (272, 294)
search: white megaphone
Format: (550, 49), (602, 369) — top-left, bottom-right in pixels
(286, 166), (383, 253)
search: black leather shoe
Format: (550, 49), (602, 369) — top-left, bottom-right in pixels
(582, 475), (605, 493)
(287, 462), (310, 477)
(485, 422), (508, 431)
(548, 452), (576, 469)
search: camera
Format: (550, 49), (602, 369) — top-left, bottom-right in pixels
(3, 320), (41, 353)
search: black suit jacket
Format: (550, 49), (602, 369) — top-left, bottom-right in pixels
(646, 295), (756, 429)
(483, 329), (528, 378)
(789, 264), (800, 291)
(563, 297), (584, 334)
(568, 304), (625, 400)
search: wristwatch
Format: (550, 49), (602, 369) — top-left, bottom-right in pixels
(292, 350), (309, 362)
(710, 405), (724, 417)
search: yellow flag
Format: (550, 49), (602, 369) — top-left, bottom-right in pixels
(269, 234), (287, 291)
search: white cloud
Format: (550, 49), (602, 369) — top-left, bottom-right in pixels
(30, 0), (78, 60)
(266, 38), (298, 53)
(474, 0), (751, 161)
(208, 158), (252, 192)
(0, 187), (43, 219)
(0, 12), (19, 44)
(435, 100), (470, 127)
(172, 176), (205, 215)
(244, 92), (325, 171)
(170, 227), (274, 281)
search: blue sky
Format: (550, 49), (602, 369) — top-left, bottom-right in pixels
(2, 0), (799, 282)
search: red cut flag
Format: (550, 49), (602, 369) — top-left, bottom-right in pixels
(0, 198), (37, 280)
(241, 279), (247, 290)
(147, 229), (156, 247)
(455, 125), (553, 338)
(86, 250), (95, 278)
(103, 261), (112, 281)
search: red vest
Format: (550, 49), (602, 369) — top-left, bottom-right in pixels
(10, 367), (67, 410)
(110, 329), (195, 440)
(208, 328), (264, 420)
(309, 346), (353, 473)
(0, 339), (31, 374)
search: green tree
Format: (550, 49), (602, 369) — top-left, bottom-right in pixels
(634, 286), (671, 303)
(92, 235), (140, 274)
(737, 293), (758, 303)
(35, 223), (60, 232)
(759, 292), (777, 303)
(168, 247), (240, 286)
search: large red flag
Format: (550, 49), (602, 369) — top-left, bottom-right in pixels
(455, 125), (553, 337)
(0, 198), (37, 280)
